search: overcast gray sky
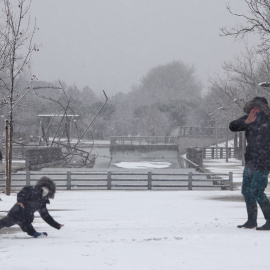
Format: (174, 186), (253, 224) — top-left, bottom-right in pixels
(29, 0), (257, 96)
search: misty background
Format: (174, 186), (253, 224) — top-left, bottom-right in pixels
(2, 0), (269, 144)
(29, 0), (256, 95)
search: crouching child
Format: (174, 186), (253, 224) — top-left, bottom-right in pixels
(0, 177), (64, 238)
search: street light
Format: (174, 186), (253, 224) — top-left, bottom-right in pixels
(209, 110), (220, 159)
(218, 107), (230, 162)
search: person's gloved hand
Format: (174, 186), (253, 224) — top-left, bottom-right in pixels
(33, 232), (48, 238)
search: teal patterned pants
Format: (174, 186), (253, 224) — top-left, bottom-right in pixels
(242, 166), (269, 205)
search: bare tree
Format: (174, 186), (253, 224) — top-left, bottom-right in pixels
(208, 47), (270, 122)
(220, 0), (270, 52)
(0, 0), (38, 195)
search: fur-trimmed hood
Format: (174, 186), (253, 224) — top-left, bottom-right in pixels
(35, 177), (56, 199)
(244, 97), (270, 116)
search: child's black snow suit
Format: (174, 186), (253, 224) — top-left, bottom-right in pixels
(0, 185), (61, 236)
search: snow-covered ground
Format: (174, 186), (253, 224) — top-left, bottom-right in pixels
(1, 139), (266, 269)
(1, 190), (270, 270)
(203, 158), (244, 183)
(203, 140), (244, 184)
(113, 161), (172, 169)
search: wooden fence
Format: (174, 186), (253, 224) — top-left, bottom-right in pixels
(0, 171), (233, 191)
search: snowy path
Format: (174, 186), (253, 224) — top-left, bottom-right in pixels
(0, 190), (269, 270)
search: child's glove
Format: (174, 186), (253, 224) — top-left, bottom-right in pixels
(33, 232), (48, 238)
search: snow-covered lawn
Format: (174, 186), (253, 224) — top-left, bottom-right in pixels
(1, 190), (270, 270)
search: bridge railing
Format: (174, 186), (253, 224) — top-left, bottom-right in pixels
(0, 171), (233, 191)
(110, 136), (179, 145)
(178, 126), (229, 138)
(186, 147), (240, 171)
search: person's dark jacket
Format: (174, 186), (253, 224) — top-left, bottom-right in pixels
(229, 114), (270, 170)
(7, 186), (61, 230)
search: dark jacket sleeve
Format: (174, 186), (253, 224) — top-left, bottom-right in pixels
(38, 206), (61, 230)
(17, 186), (33, 205)
(229, 115), (249, 132)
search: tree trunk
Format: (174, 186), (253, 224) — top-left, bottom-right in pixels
(8, 114), (13, 194)
(5, 119), (9, 195)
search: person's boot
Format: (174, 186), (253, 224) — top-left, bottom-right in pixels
(238, 203), (257, 229)
(256, 201), (270, 230)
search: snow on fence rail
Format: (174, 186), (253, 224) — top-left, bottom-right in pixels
(0, 171), (233, 191)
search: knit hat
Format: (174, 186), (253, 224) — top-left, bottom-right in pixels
(244, 96), (270, 115)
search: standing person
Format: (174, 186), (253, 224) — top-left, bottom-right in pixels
(0, 177), (64, 237)
(229, 96), (270, 230)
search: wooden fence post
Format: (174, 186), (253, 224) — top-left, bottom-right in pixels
(229, 172), (233, 191)
(211, 147), (214, 159)
(148, 171), (152, 190)
(188, 172), (192, 190)
(67, 171), (71, 190)
(26, 171), (30, 186)
(220, 147), (223, 158)
(107, 171), (111, 190)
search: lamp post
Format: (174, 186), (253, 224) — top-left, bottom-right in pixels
(208, 112), (218, 158)
(233, 98), (247, 164)
(209, 108), (225, 159)
(218, 107), (230, 162)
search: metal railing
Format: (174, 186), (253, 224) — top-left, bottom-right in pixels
(203, 147), (238, 159)
(110, 136), (178, 145)
(178, 126), (230, 138)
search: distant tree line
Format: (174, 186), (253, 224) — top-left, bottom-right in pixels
(13, 60), (207, 140)
(11, 1), (270, 144)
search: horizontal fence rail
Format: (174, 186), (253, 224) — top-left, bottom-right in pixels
(0, 171), (233, 191)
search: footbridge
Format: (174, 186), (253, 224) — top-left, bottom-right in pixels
(110, 136), (179, 152)
(110, 127), (231, 154)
